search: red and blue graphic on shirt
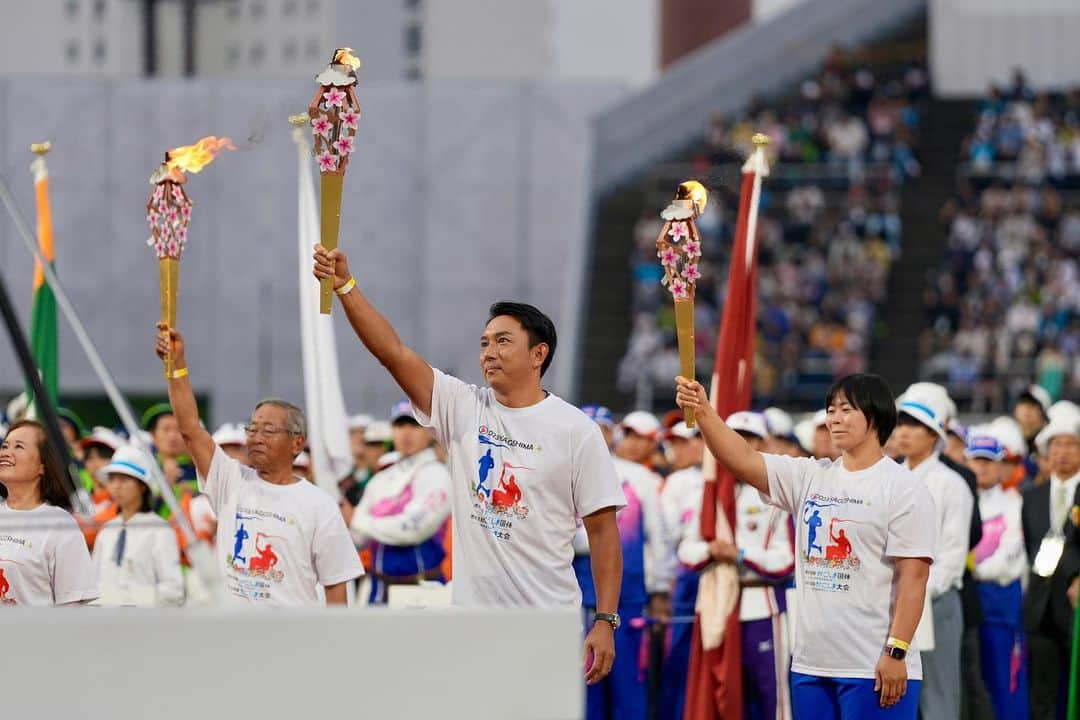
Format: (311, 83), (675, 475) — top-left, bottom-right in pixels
(471, 428), (534, 542)
(800, 495), (863, 593)
(0, 559), (20, 605)
(227, 511), (287, 586)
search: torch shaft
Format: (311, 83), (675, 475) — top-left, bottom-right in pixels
(674, 299), (696, 427)
(159, 257), (179, 376)
(319, 173), (345, 314)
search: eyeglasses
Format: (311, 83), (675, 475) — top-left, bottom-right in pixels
(243, 423), (293, 437)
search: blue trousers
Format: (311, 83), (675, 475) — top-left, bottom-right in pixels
(790, 672), (921, 720)
(584, 604), (647, 720)
(979, 623), (1029, 720)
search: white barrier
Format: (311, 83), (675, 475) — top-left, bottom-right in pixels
(2, 607), (584, 720)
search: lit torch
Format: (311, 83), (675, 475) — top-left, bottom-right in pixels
(658, 180), (707, 427)
(147, 136), (235, 377)
(308, 47), (362, 314)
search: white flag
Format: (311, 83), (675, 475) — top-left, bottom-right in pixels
(294, 126), (352, 495)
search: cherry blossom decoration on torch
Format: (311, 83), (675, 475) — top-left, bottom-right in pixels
(147, 136), (235, 377)
(308, 47), (362, 314)
(657, 180), (708, 427)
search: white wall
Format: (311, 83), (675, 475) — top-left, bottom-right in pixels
(1, 608), (583, 720)
(0, 77), (625, 424)
(931, 0), (1080, 97)
(424, 0), (658, 86)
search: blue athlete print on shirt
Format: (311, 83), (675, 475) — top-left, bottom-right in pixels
(233, 522), (250, 566)
(802, 499), (839, 556)
(477, 448), (495, 498)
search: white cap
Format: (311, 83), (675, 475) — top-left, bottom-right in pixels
(377, 450), (400, 470)
(988, 416), (1027, 458)
(667, 421), (699, 440)
(726, 411), (768, 440)
(348, 414), (373, 431)
(293, 451), (311, 469)
(811, 409), (828, 429)
(80, 426), (125, 453)
(763, 407), (794, 439)
(1048, 400), (1080, 426)
(793, 418), (817, 455)
(897, 389), (950, 443)
(363, 421), (392, 444)
(899, 382), (957, 422)
(102, 445), (158, 496)
(620, 411), (661, 439)
(212, 422), (246, 448)
(1019, 385), (1052, 417)
(1035, 416), (1080, 455)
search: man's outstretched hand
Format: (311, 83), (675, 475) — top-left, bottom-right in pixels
(312, 244), (352, 291)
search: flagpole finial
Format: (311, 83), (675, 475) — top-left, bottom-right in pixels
(751, 133), (769, 147)
(30, 142), (51, 155)
(288, 114), (309, 127)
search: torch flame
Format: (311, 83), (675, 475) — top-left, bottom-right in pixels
(166, 136), (236, 174)
(677, 180), (708, 216)
(332, 47), (362, 71)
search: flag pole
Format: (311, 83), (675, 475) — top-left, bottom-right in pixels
(0, 175), (220, 597)
(1069, 595), (1079, 719)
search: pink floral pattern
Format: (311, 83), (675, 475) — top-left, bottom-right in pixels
(166, 239), (180, 256)
(683, 239), (702, 259)
(165, 208), (179, 226)
(658, 247), (679, 267)
(341, 109), (360, 130)
(668, 221), (689, 243)
(181, 206), (192, 222)
(311, 114), (332, 138)
(682, 263), (701, 282)
(670, 277), (689, 300)
(333, 136), (355, 156)
(170, 185), (184, 204)
(324, 87), (346, 109)
(317, 151), (337, 172)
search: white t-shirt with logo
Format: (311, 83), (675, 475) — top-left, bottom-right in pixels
(762, 454), (936, 680)
(201, 447), (364, 606)
(415, 368), (626, 608)
(0, 501), (98, 606)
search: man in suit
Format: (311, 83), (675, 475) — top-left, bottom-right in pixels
(1022, 416), (1080, 719)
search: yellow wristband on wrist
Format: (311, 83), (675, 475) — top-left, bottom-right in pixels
(168, 367), (189, 380)
(886, 636), (910, 651)
(336, 276), (356, 295)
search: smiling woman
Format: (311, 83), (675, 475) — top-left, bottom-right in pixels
(0, 420), (98, 606)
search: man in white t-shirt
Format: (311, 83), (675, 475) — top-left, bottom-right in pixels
(675, 373), (936, 719)
(314, 245), (626, 685)
(155, 324), (363, 606)
(893, 387), (973, 720)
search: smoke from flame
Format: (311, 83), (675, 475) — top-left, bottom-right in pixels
(166, 136), (236, 174)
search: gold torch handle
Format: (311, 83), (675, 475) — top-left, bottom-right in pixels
(320, 174), (345, 314)
(674, 299), (696, 427)
(159, 257), (179, 377)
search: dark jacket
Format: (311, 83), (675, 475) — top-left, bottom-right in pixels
(1022, 482), (1079, 642)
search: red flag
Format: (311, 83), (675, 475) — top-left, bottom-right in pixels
(685, 138), (769, 720)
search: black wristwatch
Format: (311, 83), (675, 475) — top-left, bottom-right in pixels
(594, 612), (621, 630)
(883, 644), (907, 660)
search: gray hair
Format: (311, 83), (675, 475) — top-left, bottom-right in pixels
(253, 398), (307, 437)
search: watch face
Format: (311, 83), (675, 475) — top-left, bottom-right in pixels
(889, 646), (906, 660)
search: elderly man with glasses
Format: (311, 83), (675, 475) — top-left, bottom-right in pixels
(154, 323), (363, 606)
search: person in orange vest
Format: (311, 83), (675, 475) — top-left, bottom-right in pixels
(77, 428), (124, 549)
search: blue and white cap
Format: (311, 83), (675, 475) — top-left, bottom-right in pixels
(389, 399), (416, 424)
(102, 445), (158, 495)
(965, 433), (1006, 462)
(897, 389), (949, 443)
(580, 404), (614, 427)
